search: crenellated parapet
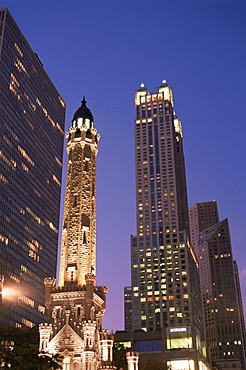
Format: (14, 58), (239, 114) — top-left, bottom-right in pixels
(39, 323), (52, 354)
(100, 330), (114, 364)
(83, 320), (97, 350)
(126, 352), (139, 370)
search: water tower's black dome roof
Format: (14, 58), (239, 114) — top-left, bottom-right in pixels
(72, 97), (94, 122)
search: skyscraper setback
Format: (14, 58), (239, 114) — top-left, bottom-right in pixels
(118, 81), (210, 369)
(189, 202), (246, 368)
(0, 8), (65, 327)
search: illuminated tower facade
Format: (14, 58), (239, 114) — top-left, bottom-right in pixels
(130, 81), (200, 331)
(39, 100), (119, 370)
(0, 8), (65, 328)
(198, 219), (246, 369)
(189, 202), (246, 369)
(58, 98), (98, 288)
(189, 201), (219, 253)
(119, 82), (211, 370)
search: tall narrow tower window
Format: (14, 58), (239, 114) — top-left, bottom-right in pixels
(75, 128), (81, 138)
(73, 194), (78, 207)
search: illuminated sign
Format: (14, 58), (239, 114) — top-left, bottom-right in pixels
(170, 327), (187, 333)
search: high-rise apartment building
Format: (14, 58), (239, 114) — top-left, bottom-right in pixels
(197, 219), (246, 369)
(0, 8), (65, 327)
(189, 201), (219, 252)
(118, 82), (211, 370)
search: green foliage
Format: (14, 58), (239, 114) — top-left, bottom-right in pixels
(37, 353), (63, 369)
(113, 342), (130, 370)
(0, 325), (39, 345)
(139, 359), (170, 370)
(0, 326), (62, 369)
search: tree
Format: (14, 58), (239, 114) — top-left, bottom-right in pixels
(113, 342), (130, 370)
(0, 326), (62, 369)
(37, 353), (63, 369)
(0, 341), (22, 369)
(139, 359), (170, 370)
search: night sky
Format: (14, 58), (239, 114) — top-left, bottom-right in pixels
(1, 0), (245, 332)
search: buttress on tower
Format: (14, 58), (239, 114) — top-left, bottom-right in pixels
(39, 99), (120, 370)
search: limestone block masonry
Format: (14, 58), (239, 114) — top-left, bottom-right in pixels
(39, 99), (138, 370)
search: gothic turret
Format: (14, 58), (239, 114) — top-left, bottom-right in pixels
(58, 98), (100, 287)
(39, 99), (119, 370)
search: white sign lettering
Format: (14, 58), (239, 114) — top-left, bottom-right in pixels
(170, 327), (187, 333)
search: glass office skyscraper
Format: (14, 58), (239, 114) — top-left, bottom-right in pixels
(0, 8), (65, 327)
(189, 201), (219, 253)
(189, 202), (246, 368)
(198, 220), (246, 368)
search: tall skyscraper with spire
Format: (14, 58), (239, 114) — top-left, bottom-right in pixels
(39, 99), (138, 370)
(117, 81), (211, 370)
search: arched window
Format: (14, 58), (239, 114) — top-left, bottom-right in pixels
(73, 362), (80, 370)
(86, 129), (92, 139)
(75, 128), (81, 138)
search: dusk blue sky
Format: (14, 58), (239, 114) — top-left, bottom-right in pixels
(2, 0), (245, 332)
